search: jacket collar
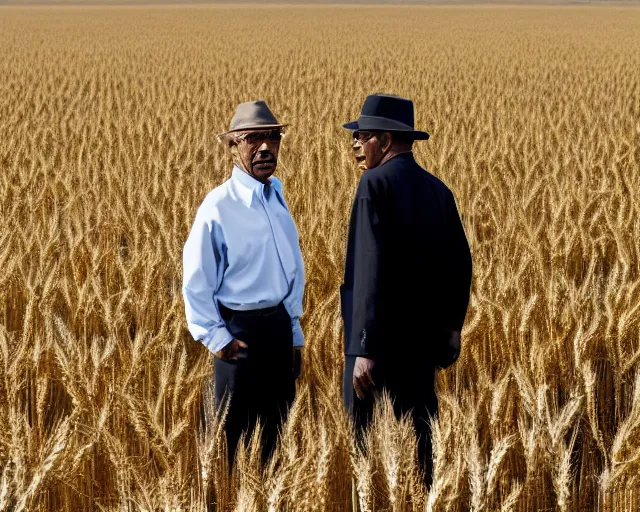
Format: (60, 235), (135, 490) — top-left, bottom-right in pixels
(383, 151), (415, 166)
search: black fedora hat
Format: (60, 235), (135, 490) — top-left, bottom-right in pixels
(343, 94), (429, 140)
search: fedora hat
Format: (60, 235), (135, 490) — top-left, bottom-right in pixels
(217, 100), (288, 139)
(343, 94), (429, 140)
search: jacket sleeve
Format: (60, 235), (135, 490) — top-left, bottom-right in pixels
(182, 210), (234, 354)
(346, 195), (384, 358)
(442, 189), (472, 332)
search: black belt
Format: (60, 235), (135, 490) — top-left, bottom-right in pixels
(218, 302), (283, 321)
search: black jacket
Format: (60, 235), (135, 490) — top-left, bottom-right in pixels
(341, 152), (472, 368)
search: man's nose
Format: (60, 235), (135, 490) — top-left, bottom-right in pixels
(257, 141), (270, 152)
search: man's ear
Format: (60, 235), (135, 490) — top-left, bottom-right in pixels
(229, 143), (238, 159)
(380, 132), (393, 153)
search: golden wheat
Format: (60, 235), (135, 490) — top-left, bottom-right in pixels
(1, 4), (639, 511)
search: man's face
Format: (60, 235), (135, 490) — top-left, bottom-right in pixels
(230, 129), (282, 181)
(352, 131), (387, 171)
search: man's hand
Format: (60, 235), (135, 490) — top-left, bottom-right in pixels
(438, 329), (461, 369)
(448, 329), (461, 356)
(353, 356), (376, 400)
(215, 339), (248, 361)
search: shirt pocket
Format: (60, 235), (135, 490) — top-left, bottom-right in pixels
(225, 222), (269, 273)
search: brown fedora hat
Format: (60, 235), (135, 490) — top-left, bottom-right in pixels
(217, 100), (288, 139)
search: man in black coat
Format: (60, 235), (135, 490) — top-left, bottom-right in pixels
(340, 94), (472, 485)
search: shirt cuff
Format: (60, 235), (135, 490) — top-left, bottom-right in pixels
(202, 327), (234, 355)
(292, 319), (304, 347)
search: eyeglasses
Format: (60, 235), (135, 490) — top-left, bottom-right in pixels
(353, 131), (378, 144)
(232, 129), (283, 146)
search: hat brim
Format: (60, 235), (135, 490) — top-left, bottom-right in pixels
(342, 120), (429, 141)
(343, 120), (359, 131)
(217, 123), (289, 139)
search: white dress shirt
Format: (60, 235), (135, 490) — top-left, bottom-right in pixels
(182, 166), (305, 354)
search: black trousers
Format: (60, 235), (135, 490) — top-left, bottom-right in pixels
(215, 303), (295, 467)
(343, 355), (438, 487)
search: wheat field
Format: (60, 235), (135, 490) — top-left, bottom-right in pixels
(1, 4), (640, 511)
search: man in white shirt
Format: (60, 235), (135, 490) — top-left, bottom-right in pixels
(182, 100), (305, 466)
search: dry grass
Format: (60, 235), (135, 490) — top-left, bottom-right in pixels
(1, 4), (639, 511)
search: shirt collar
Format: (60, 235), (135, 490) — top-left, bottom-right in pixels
(231, 166), (272, 208)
